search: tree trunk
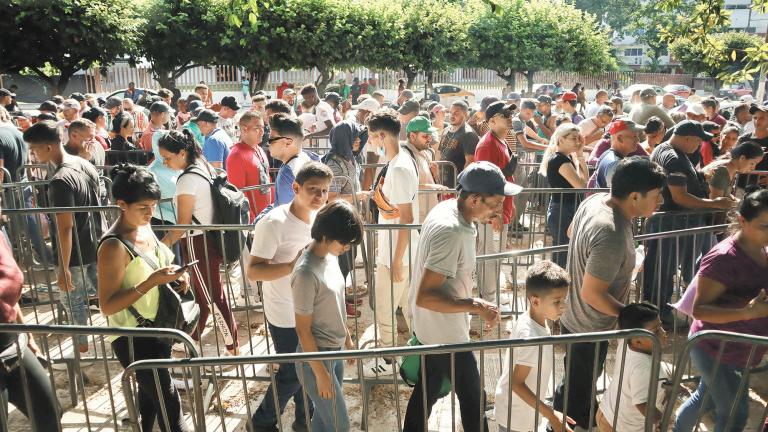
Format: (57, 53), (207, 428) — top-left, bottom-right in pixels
(405, 68), (417, 89)
(525, 70), (535, 95)
(55, 73), (73, 96)
(314, 65), (334, 94)
(156, 73), (174, 90)
(250, 69), (270, 92)
(496, 70), (516, 96)
(426, 71), (435, 91)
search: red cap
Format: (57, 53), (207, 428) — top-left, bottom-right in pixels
(561, 91), (577, 102)
(608, 119), (645, 135)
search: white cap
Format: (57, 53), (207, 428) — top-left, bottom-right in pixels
(687, 103), (705, 116)
(353, 98), (381, 112)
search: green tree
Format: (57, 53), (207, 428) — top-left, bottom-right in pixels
(470, 0), (615, 93)
(670, 31), (761, 90)
(572, 0), (641, 37)
(138, 0), (222, 89)
(0, 0), (140, 95)
(629, 2), (694, 72)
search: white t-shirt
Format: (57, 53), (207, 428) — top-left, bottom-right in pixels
(250, 204), (312, 328)
(585, 102), (601, 118)
(494, 313), (553, 431)
(175, 164), (215, 234)
(314, 101), (336, 134)
(298, 113), (316, 134)
(600, 345), (668, 432)
(376, 150), (420, 268)
(743, 120), (755, 135)
(409, 199), (476, 344)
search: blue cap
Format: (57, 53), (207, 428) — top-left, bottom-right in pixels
(457, 162), (522, 196)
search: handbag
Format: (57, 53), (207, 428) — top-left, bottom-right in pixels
(101, 234), (200, 336)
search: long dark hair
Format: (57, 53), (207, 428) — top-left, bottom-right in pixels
(157, 129), (202, 166)
(109, 164), (161, 204)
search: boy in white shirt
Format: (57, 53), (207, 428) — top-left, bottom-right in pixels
(247, 161), (334, 432)
(597, 303), (669, 432)
(495, 261), (574, 432)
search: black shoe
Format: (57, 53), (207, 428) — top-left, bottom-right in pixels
(292, 420), (309, 432)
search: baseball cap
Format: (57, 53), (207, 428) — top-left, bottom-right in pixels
(484, 101), (516, 120)
(283, 88), (295, 96)
(69, 92), (86, 102)
(105, 97), (122, 109)
(220, 96), (241, 111)
(38, 100), (59, 113)
(324, 92), (341, 105)
(62, 99), (80, 110)
(192, 108), (219, 123)
(560, 91), (577, 102)
(0, 88), (14, 97)
(749, 103), (768, 114)
(687, 103), (705, 116)
(506, 92), (522, 100)
(673, 120), (713, 140)
(187, 100), (205, 113)
(536, 95), (552, 105)
(519, 99), (537, 111)
(457, 161), (523, 196)
(480, 96), (500, 113)
(740, 95), (755, 104)
(608, 119), (645, 135)
(406, 116), (438, 134)
(639, 88), (657, 99)
(150, 101), (171, 113)
(398, 100), (420, 115)
(353, 98), (380, 112)
(401, 89), (415, 99)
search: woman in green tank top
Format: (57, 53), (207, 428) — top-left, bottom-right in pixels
(97, 164), (191, 432)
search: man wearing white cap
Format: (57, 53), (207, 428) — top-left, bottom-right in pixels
(57, 99), (81, 145)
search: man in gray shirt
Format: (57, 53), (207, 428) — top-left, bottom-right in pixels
(553, 157), (666, 429)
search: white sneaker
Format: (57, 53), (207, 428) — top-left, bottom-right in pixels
(172, 377), (193, 391)
(362, 358), (397, 378)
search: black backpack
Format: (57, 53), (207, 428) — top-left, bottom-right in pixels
(182, 164), (250, 265)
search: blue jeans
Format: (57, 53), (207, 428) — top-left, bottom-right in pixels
(546, 199), (576, 269)
(62, 262), (98, 346)
(673, 343), (749, 432)
(296, 347), (349, 432)
(251, 324), (312, 428)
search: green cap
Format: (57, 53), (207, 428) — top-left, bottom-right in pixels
(406, 116), (437, 134)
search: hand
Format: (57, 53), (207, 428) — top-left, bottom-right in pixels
(491, 215), (502, 233)
(174, 272), (191, 294)
(291, 247), (305, 267)
(547, 409), (576, 432)
(147, 266), (184, 288)
(392, 261), (406, 283)
(315, 369), (334, 399)
(356, 190), (371, 201)
(474, 298), (500, 328)
(345, 339), (356, 365)
(712, 196), (736, 210)
(429, 162), (439, 179)
(58, 267), (74, 292)
(747, 289), (768, 319)
(27, 334), (40, 355)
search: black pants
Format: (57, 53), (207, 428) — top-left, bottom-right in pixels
(403, 351), (488, 432)
(112, 336), (190, 432)
(0, 346), (60, 432)
(552, 325), (609, 429)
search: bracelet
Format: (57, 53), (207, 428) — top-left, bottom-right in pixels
(132, 285), (146, 296)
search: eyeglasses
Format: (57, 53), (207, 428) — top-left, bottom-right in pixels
(267, 136), (291, 144)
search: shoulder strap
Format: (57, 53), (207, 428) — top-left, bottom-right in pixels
(399, 145), (419, 176)
(181, 164), (214, 185)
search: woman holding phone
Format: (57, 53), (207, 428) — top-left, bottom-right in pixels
(97, 164), (191, 432)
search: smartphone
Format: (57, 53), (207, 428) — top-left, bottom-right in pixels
(174, 260), (199, 274)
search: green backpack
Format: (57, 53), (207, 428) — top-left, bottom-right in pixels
(399, 335), (452, 398)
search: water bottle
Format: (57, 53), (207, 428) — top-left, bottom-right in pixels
(632, 245), (645, 280)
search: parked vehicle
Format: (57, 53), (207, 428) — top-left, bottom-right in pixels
(533, 83), (556, 97)
(719, 82), (753, 100)
(663, 84), (692, 98)
(106, 88), (159, 108)
(427, 83), (476, 107)
(620, 84), (664, 101)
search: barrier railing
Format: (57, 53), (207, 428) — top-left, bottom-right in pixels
(0, 324), (199, 432)
(659, 330), (768, 432)
(121, 329), (663, 432)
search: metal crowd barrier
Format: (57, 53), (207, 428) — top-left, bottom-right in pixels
(0, 324), (199, 432)
(104, 149), (151, 166)
(659, 330), (768, 432)
(121, 329), (663, 432)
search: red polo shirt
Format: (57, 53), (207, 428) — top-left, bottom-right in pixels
(226, 142), (274, 221)
(475, 131), (516, 224)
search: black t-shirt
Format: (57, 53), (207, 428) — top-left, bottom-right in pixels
(737, 132), (768, 170)
(0, 125), (27, 182)
(48, 157), (105, 266)
(547, 152), (579, 206)
(651, 142), (706, 212)
(438, 123), (479, 186)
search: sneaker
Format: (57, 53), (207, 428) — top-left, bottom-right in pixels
(172, 377), (193, 391)
(363, 358), (397, 378)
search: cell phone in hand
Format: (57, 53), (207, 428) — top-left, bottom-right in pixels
(174, 260), (199, 274)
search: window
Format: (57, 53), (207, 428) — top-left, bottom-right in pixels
(624, 48), (643, 57)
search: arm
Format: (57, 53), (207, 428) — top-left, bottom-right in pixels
(295, 313), (335, 398)
(516, 131), (548, 151)
(692, 277), (768, 323)
(162, 194), (195, 246)
(510, 365), (573, 431)
(305, 120), (334, 139)
(557, 157), (589, 188)
(581, 271), (624, 317)
(634, 402), (662, 425)
(668, 183), (733, 210)
(54, 213), (74, 290)
(390, 202), (415, 282)
(247, 253), (302, 282)
(415, 268), (499, 326)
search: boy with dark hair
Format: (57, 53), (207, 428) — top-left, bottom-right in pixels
(598, 303), (669, 432)
(269, 113), (315, 205)
(247, 161), (333, 432)
(495, 261), (575, 432)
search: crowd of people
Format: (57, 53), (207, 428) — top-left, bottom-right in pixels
(0, 78), (766, 432)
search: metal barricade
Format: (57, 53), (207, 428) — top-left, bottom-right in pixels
(659, 330), (768, 432)
(734, 169), (768, 190)
(0, 324), (199, 432)
(104, 149), (151, 166)
(122, 329), (663, 432)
